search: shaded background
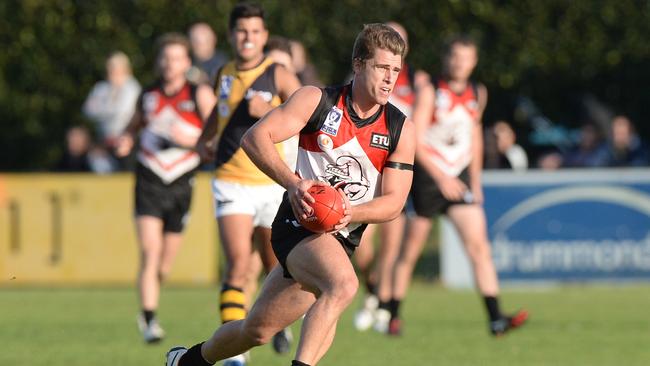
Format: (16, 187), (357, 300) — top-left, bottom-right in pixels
(2, 0), (649, 170)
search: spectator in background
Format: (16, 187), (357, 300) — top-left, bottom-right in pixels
(484, 120), (528, 171)
(537, 150), (563, 170)
(603, 115), (649, 167)
(289, 39), (323, 87)
(187, 22), (228, 84)
(562, 122), (608, 168)
(56, 126), (115, 173)
(83, 51), (141, 171)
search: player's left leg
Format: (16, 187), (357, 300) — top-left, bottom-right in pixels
(160, 231), (183, 281)
(169, 266), (315, 366)
(136, 215), (166, 343)
(447, 204), (528, 336)
(374, 214), (406, 335)
(352, 225), (379, 331)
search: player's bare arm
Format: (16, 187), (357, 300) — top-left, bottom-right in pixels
(469, 83), (488, 203)
(347, 118), (415, 224)
(115, 107), (143, 157)
(241, 85), (327, 220)
(170, 84), (216, 149)
(195, 102), (221, 161)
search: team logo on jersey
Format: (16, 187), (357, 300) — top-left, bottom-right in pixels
(219, 75), (234, 100)
(370, 132), (390, 151)
(178, 100), (196, 112)
(245, 89), (273, 102)
(435, 89), (452, 110)
(317, 134), (333, 150)
(218, 102), (230, 117)
(321, 156), (370, 201)
(320, 106), (343, 136)
(142, 92), (159, 113)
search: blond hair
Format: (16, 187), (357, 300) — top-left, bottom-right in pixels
(352, 23), (406, 66)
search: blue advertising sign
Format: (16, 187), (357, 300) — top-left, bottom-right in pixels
(483, 170), (650, 282)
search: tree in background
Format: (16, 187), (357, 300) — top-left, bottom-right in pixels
(1, 0), (649, 170)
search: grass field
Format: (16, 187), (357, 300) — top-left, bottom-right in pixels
(2, 282), (649, 366)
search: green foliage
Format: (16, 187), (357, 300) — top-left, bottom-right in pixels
(2, 0), (650, 170)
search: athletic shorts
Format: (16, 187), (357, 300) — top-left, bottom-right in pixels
(410, 164), (473, 218)
(270, 193), (364, 279)
(211, 179), (285, 228)
(135, 163), (194, 233)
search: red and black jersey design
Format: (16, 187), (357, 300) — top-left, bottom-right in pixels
(389, 63), (416, 117)
(296, 84), (406, 240)
(422, 78), (480, 177)
(138, 82), (203, 183)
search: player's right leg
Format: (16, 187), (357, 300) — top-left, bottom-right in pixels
(217, 214), (255, 322)
(352, 224), (379, 331)
(447, 204), (529, 336)
(373, 214), (406, 334)
(385, 215), (432, 335)
(167, 266), (315, 366)
(136, 215), (166, 343)
(287, 234), (360, 365)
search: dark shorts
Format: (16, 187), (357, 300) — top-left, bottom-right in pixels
(135, 163), (194, 233)
(270, 193), (365, 279)
(410, 164), (472, 218)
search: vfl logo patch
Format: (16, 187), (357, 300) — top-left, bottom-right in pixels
(370, 132), (390, 151)
(219, 75), (234, 100)
(320, 106), (343, 136)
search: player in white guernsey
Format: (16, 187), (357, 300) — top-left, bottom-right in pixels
(388, 35), (528, 336)
(116, 34), (216, 343)
(166, 24), (415, 366)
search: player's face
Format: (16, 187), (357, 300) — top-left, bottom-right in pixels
(445, 43), (477, 81)
(158, 44), (191, 82)
(355, 48), (402, 105)
(230, 17), (268, 63)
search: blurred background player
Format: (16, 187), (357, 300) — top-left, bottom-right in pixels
(187, 22), (229, 85)
(387, 35), (528, 336)
(83, 51), (141, 171)
(353, 21), (429, 334)
(194, 3), (301, 362)
(288, 39), (323, 87)
(115, 33), (215, 343)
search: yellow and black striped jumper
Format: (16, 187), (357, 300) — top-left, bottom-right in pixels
(213, 57), (284, 324)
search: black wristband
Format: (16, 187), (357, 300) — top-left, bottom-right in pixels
(385, 161), (414, 171)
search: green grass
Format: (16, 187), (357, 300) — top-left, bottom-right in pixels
(2, 283), (650, 365)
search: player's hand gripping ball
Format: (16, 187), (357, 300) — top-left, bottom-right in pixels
(299, 185), (345, 233)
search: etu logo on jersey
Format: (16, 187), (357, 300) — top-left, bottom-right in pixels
(321, 106), (343, 136)
(370, 133), (390, 151)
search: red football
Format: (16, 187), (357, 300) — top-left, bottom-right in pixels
(299, 185), (346, 233)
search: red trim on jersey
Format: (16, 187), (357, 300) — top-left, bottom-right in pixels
(299, 86), (392, 173)
(422, 144), (469, 168)
(392, 64), (415, 106)
(141, 148), (198, 171)
(146, 82), (203, 129)
(431, 79), (480, 124)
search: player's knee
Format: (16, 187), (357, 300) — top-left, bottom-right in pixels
(241, 321), (273, 346)
(466, 240), (491, 261)
(329, 275), (358, 307)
